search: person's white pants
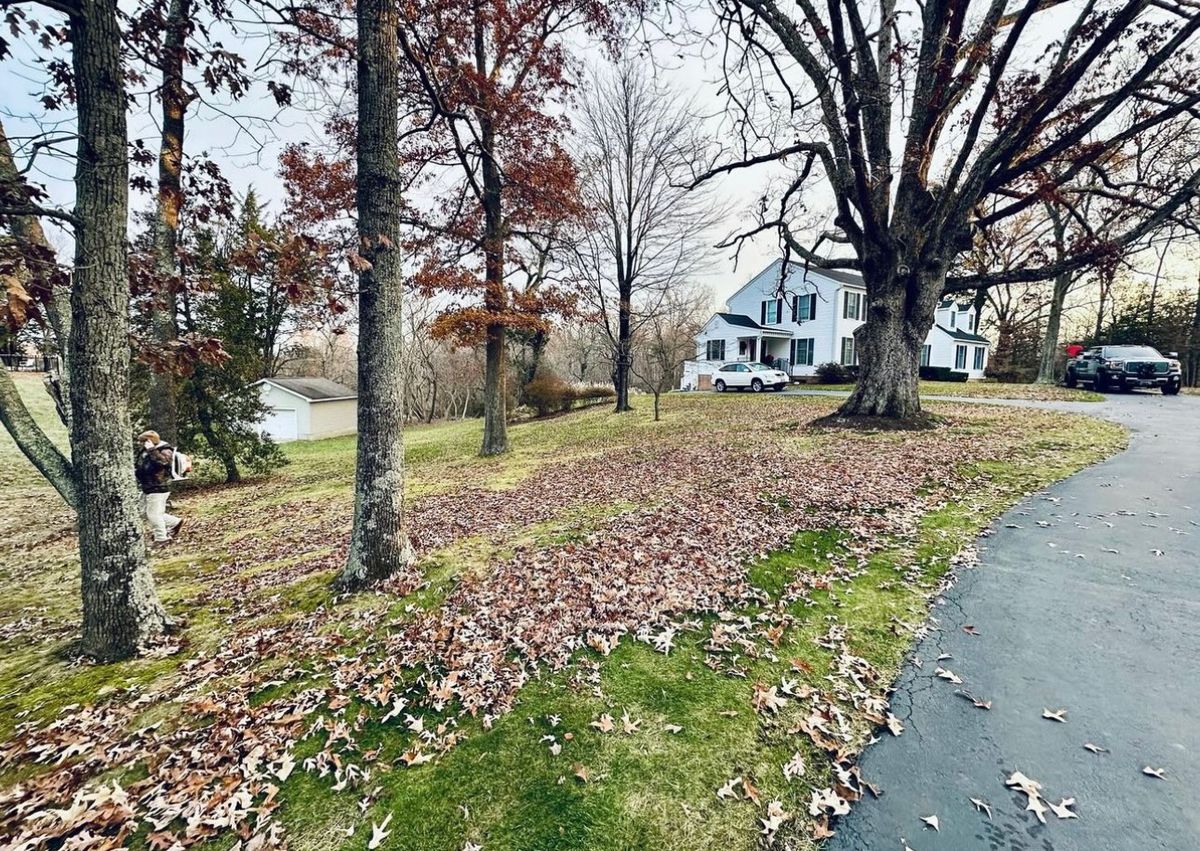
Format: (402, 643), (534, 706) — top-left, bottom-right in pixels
(141, 492), (180, 542)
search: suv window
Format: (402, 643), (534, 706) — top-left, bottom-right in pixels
(719, 364), (737, 372)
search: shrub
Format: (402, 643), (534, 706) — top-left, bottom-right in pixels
(523, 373), (574, 416)
(815, 362), (852, 383)
(919, 365), (969, 383)
(523, 375), (616, 417)
(570, 383), (616, 406)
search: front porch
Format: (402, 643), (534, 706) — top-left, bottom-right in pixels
(733, 329), (794, 372)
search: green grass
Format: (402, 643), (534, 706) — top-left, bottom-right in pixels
(802, 379), (1104, 402)
(0, 374), (1125, 850)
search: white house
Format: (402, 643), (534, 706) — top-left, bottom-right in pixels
(685, 260), (990, 385)
(253, 377), (358, 442)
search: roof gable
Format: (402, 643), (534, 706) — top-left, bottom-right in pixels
(725, 258), (865, 306)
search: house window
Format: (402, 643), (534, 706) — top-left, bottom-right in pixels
(968, 313), (976, 331)
(920, 345), (931, 367)
(949, 311), (957, 329)
(843, 291), (862, 320)
(793, 293), (816, 322)
(791, 338), (815, 366)
(955, 345), (967, 370)
(764, 300), (780, 324)
(841, 337), (857, 366)
(973, 346), (985, 370)
(705, 339), (726, 361)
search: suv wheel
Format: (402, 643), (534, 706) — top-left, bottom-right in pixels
(751, 378), (764, 393)
(1094, 371), (1109, 392)
(1163, 380), (1181, 396)
(714, 379), (726, 393)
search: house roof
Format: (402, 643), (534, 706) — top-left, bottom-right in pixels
(935, 325), (990, 344)
(709, 313), (794, 338)
(716, 312), (765, 330)
(725, 258), (865, 305)
(255, 377), (358, 402)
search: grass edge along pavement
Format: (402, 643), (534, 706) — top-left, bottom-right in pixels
(0, 388), (1124, 851)
(273, 411), (1124, 851)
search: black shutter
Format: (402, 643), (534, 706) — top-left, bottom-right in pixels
(791, 295), (798, 321)
(809, 294), (816, 320)
(760, 301), (767, 324)
(776, 299), (783, 325)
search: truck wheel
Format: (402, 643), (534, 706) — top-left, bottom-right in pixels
(1163, 381), (1181, 396)
(714, 380), (726, 392)
(1094, 372), (1109, 392)
(1064, 369), (1077, 388)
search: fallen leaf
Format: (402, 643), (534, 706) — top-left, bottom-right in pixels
(742, 776), (761, 805)
(573, 763), (590, 783)
(782, 752), (806, 781)
(935, 667), (963, 685)
(1048, 797), (1078, 820)
(716, 777), (742, 800)
(969, 797), (992, 819)
(1083, 742), (1108, 754)
(962, 625), (980, 636)
(368, 813), (393, 849)
(921, 814), (940, 831)
(1143, 766), (1166, 779)
(1042, 708), (1067, 722)
(663, 723), (683, 734)
(590, 714), (614, 733)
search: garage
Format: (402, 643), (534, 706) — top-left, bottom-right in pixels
(253, 377), (358, 442)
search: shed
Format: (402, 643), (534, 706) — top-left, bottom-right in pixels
(253, 377), (357, 442)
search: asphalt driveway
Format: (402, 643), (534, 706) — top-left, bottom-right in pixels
(798, 390), (1200, 850)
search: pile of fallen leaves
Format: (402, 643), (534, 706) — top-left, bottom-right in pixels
(0, 400), (1075, 849)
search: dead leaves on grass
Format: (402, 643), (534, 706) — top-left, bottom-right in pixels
(0, 400), (1078, 849)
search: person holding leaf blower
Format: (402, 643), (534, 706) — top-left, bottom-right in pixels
(135, 429), (191, 544)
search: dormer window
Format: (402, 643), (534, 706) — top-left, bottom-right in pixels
(950, 311), (957, 329)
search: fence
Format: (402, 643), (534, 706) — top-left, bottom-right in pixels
(1, 353), (54, 372)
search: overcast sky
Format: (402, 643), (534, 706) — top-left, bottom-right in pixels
(2, 3), (1195, 313)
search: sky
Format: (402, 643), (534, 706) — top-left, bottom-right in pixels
(2, 1), (1196, 315)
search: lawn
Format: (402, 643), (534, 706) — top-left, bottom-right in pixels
(0, 373), (1125, 851)
(801, 379), (1104, 402)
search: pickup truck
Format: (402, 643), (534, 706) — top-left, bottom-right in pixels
(1065, 345), (1182, 395)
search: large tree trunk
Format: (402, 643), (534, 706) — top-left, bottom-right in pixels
(837, 267), (936, 421)
(478, 130), (509, 456)
(613, 283), (633, 412)
(147, 0), (190, 445)
(1036, 271), (1073, 384)
(335, 0), (411, 591)
(71, 0), (170, 659)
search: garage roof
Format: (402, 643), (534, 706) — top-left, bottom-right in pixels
(255, 377), (357, 402)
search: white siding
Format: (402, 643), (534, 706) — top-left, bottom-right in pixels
(723, 263), (853, 376)
(256, 382), (358, 440)
(691, 260), (992, 384)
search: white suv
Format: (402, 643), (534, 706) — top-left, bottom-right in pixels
(713, 362), (790, 393)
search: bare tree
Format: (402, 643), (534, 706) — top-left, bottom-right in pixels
(701, 0), (1200, 421)
(629, 284), (710, 421)
(335, 0), (412, 591)
(572, 61), (723, 412)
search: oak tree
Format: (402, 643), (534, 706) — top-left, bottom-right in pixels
(704, 0), (1200, 420)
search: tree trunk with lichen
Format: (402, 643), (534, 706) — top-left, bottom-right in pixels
(335, 0), (412, 591)
(71, 0), (170, 659)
